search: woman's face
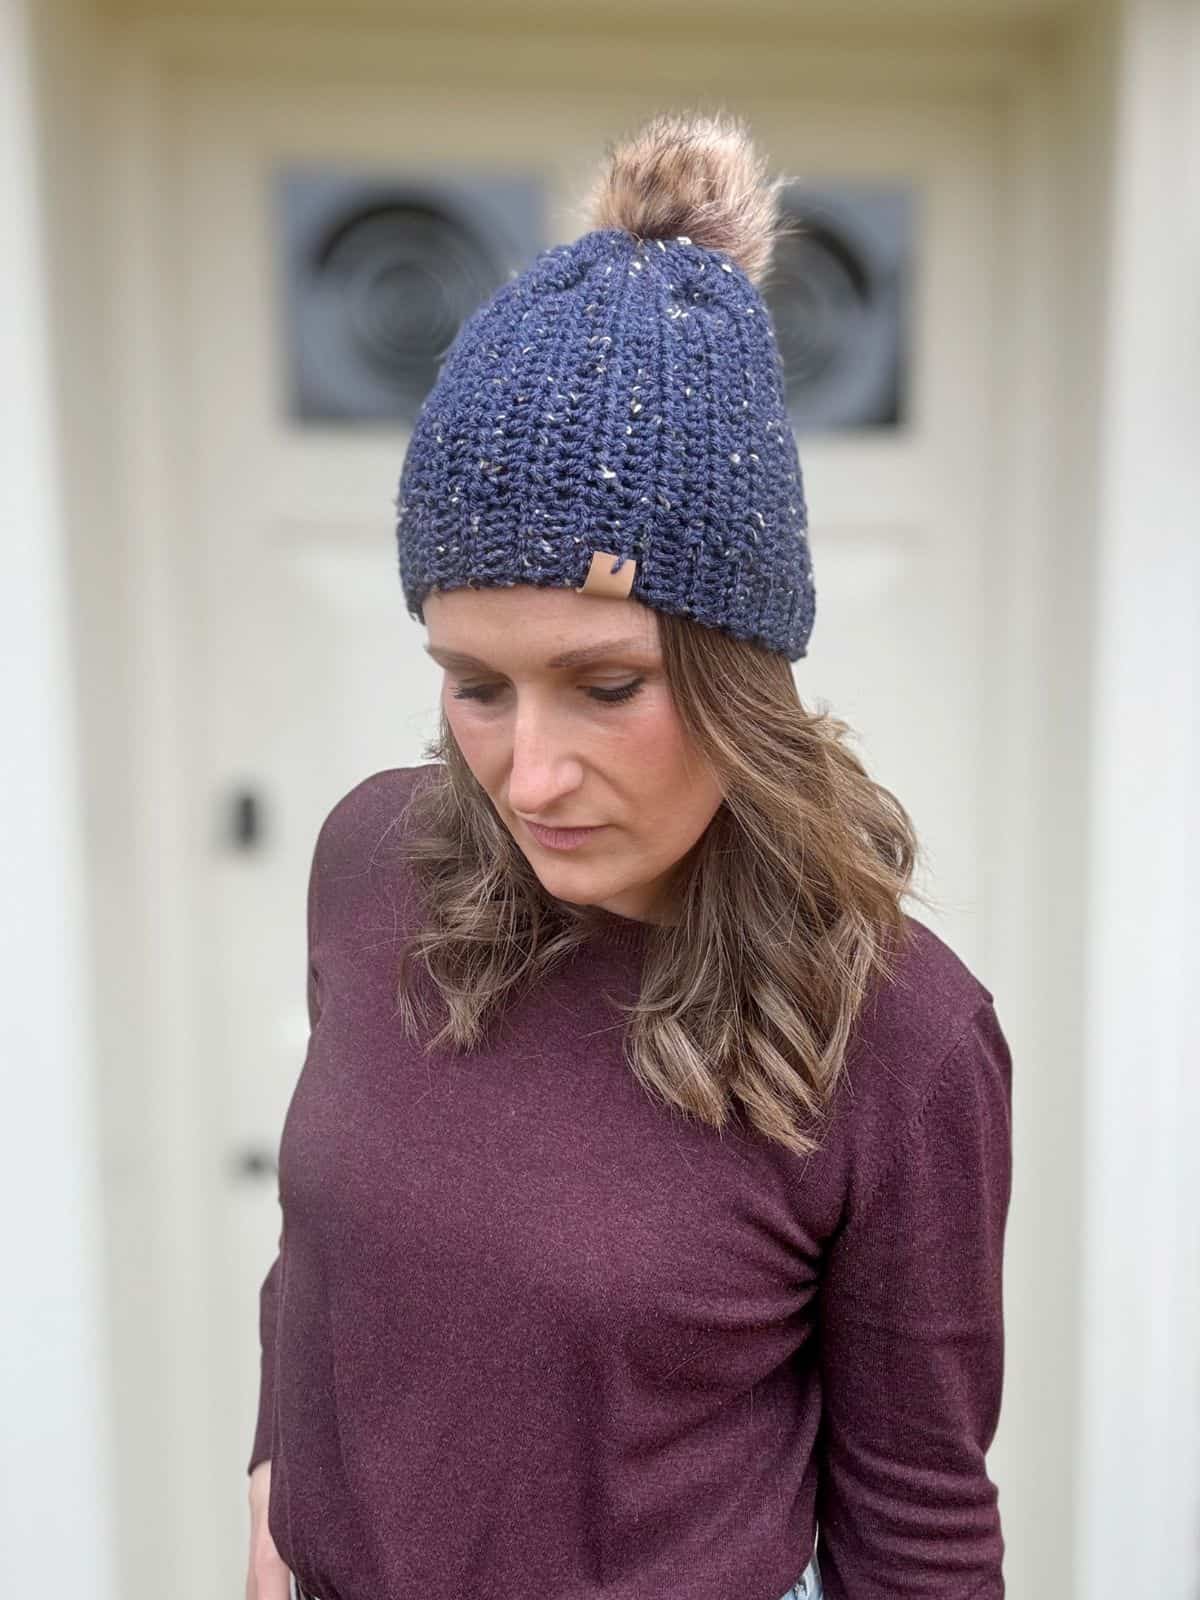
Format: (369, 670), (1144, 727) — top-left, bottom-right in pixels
(422, 584), (725, 925)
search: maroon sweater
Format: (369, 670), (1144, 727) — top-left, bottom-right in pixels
(250, 764), (1012, 1600)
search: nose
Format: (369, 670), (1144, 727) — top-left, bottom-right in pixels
(505, 700), (585, 818)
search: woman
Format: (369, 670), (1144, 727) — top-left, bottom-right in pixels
(245, 110), (1012, 1600)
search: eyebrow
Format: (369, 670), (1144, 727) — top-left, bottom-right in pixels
(424, 638), (655, 671)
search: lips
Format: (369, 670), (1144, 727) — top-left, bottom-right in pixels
(523, 820), (606, 851)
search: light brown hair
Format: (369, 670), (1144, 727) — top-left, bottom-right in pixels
(392, 607), (934, 1157)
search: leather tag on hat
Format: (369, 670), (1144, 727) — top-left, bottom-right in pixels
(576, 550), (637, 599)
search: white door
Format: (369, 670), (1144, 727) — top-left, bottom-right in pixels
(159, 62), (1025, 1597)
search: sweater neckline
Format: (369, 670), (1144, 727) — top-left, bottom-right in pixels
(572, 903), (657, 955)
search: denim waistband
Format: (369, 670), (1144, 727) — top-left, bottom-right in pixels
(782, 1545), (823, 1597)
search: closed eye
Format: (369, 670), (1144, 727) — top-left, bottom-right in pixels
(450, 677), (645, 706)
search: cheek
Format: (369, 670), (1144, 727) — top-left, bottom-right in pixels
(618, 697), (722, 839)
(619, 700), (689, 781)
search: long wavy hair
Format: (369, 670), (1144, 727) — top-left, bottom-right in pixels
(391, 607), (936, 1156)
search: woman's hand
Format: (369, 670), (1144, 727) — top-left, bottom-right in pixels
(246, 1460), (291, 1599)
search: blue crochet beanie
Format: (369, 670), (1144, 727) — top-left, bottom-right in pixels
(394, 110), (816, 660)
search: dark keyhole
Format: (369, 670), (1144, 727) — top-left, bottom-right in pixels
(229, 1145), (279, 1182)
(231, 788), (263, 851)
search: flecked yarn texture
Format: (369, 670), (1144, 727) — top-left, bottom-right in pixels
(394, 227), (816, 660)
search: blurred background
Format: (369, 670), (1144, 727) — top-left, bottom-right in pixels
(3, 0), (1198, 1595)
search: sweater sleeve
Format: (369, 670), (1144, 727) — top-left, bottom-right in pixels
(814, 999), (1013, 1599)
(246, 821), (325, 1477)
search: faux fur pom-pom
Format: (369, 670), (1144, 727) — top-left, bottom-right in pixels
(581, 108), (790, 287)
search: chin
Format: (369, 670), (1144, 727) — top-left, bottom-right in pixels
(529, 860), (620, 905)
(531, 863), (606, 898)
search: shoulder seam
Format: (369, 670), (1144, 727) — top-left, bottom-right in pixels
(838, 998), (996, 1239)
(309, 766), (429, 932)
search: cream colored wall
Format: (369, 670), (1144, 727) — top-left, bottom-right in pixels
(19, 0), (177, 1590)
(1069, 0), (1200, 1589)
(2, 0), (116, 1591)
